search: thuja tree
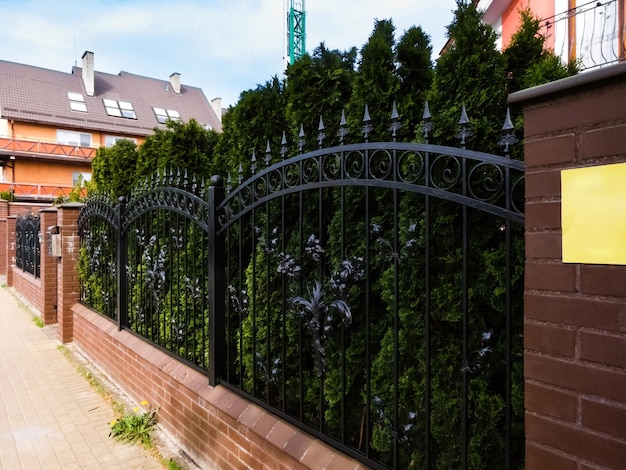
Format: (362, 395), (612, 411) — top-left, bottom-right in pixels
(214, 76), (287, 180)
(364, 3), (526, 468)
(503, 7), (578, 95)
(81, 120), (220, 367)
(284, 43), (357, 149)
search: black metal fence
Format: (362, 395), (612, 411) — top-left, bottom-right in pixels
(78, 104), (525, 469)
(15, 214), (40, 278)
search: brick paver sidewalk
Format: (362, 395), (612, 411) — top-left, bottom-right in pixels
(0, 282), (162, 469)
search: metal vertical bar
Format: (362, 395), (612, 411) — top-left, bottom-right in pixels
(281, 192), (287, 413)
(461, 158), (469, 470)
(116, 196), (128, 331)
(505, 166), (512, 470)
(299, 182), (304, 422)
(266, 198), (271, 403)
(318, 154), (325, 433)
(208, 177), (225, 386)
(392, 151), (399, 470)
(424, 152), (431, 470)
(340, 182), (346, 446)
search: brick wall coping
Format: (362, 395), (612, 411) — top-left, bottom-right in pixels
(509, 61), (626, 105)
(71, 303), (364, 470)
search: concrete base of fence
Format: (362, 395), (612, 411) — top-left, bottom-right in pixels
(71, 302), (364, 470)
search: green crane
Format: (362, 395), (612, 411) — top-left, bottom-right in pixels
(287, 0), (306, 65)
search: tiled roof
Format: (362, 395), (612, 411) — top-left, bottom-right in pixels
(0, 57), (222, 136)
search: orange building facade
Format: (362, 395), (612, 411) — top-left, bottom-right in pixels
(0, 52), (223, 201)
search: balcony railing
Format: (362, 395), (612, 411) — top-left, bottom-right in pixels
(0, 181), (86, 201)
(540, 0), (625, 70)
(0, 137), (97, 159)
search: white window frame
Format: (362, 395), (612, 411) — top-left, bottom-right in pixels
(103, 99), (137, 119)
(72, 172), (92, 186)
(57, 129), (92, 147)
(67, 92), (87, 112)
(104, 135), (138, 148)
(153, 107), (181, 124)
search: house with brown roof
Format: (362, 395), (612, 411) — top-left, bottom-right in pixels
(0, 51), (223, 201)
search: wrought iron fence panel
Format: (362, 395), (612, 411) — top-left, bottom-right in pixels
(15, 214), (40, 278)
(122, 170), (212, 372)
(77, 192), (119, 320)
(216, 138), (525, 468)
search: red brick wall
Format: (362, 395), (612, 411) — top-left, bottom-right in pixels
(71, 303), (365, 470)
(56, 204), (82, 343)
(511, 63), (626, 469)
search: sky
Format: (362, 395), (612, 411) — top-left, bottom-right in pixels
(0, 0), (459, 108)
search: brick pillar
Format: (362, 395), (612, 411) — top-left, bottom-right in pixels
(510, 63), (626, 469)
(39, 208), (58, 325)
(56, 203), (83, 343)
(6, 215), (16, 287)
(0, 199), (8, 276)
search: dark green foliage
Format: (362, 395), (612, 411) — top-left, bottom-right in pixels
(428, 2), (506, 152)
(396, 26), (434, 138)
(137, 119), (220, 180)
(0, 190), (14, 201)
(215, 77), (287, 180)
(348, 19), (400, 141)
(92, 138), (140, 197)
(503, 7), (578, 94)
(285, 43), (356, 148)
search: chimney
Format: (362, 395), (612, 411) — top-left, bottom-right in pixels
(82, 51), (95, 97)
(169, 73), (181, 94)
(210, 97), (222, 123)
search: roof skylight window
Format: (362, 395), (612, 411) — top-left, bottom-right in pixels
(103, 99), (137, 119)
(153, 107), (181, 124)
(68, 92), (87, 112)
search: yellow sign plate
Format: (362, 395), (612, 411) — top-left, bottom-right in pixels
(562, 162), (626, 264)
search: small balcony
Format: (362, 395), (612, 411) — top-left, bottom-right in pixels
(0, 137), (97, 160)
(540, 0), (625, 71)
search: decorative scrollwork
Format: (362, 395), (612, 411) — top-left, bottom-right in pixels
(344, 151), (365, 179)
(322, 153), (342, 181)
(302, 157), (320, 184)
(430, 154), (461, 191)
(467, 162), (505, 202)
(397, 151), (425, 184)
(368, 150), (393, 180)
(461, 330), (493, 375)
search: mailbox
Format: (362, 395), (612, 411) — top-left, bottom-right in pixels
(47, 225), (62, 258)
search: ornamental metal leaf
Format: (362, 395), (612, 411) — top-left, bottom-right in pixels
(261, 230), (364, 375)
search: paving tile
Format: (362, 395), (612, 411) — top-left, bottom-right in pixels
(0, 281), (162, 470)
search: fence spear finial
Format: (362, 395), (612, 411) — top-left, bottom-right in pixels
(389, 101), (401, 141)
(420, 101), (434, 142)
(362, 104), (373, 141)
(281, 131), (288, 160)
(456, 103), (473, 148)
(298, 124), (305, 154)
(498, 107), (518, 156)
(338, 109), (348, 145)
(251, 150), (257, 175)
(317, 115), (326, 148)
(265, 140), (272, 167)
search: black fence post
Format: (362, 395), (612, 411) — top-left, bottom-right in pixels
(208, 175), (225, 386)
(116, 196), (128, 331)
